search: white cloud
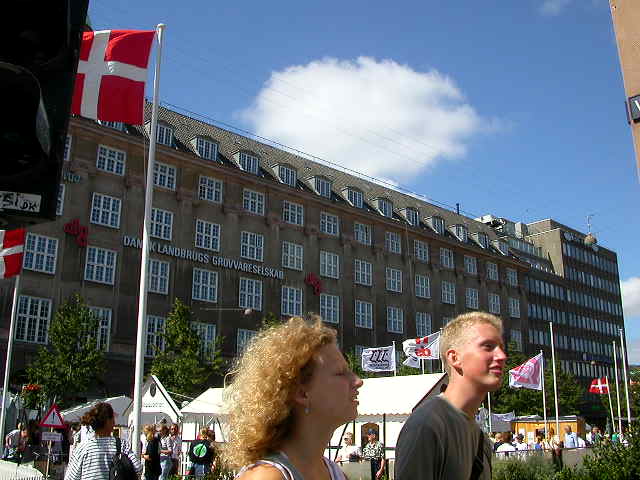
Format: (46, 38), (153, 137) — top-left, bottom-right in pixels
(621, 277), (640, 318)
(239, 57), (494, 180)
(540, 0), (573, 15)
(628, 338), (640, 365)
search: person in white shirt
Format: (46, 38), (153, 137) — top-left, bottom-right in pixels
(496, 432), (517, 459)
(158, 425), (174, 480)
(563, 426), (578, 449)
(513, 434), (529, 459)
(169, 424), (182, 475)
(335, 432), (361, 464)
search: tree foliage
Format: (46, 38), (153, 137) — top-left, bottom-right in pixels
(26, 295), (105, 408)
(150, 298), (223, 397)
(490, 344), (583, 417)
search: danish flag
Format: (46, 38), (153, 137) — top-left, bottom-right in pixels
(71, 30), (155, 125)
(0, 229), (26, 279)
(589, 377), (609, 394)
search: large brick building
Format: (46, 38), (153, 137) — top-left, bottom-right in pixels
(0, 105), (624, 403)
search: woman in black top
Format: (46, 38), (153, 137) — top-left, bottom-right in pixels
(142, 425), (161, 480)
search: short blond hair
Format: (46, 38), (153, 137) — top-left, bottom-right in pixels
(220, 316), (337, 469)
(440, 312), (502, 375)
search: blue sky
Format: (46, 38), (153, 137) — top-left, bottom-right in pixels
(89, 0), (640, 361)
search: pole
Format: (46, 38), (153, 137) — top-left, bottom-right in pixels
(549, 322), (560, 439)
(421, 358), (425, 374)
(540, 350), (548, 439)
(392, 341), (397, 376)
(606, 376), (615, 432)
(0, 275), (21, 448)
(132, 23), (165, 457)
(613, 341), (622, 434)
(487, 392), (492, 433)
(619, 328), (632, 426)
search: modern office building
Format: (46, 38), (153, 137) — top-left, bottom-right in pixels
(0, 105), (623, 400)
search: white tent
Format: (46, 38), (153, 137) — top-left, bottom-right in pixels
(180, 388), (227, 441)
(61, 395), (132, 427)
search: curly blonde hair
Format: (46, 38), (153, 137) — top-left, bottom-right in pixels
(220, 316), (337, 469)
(440, 311), (503, 375)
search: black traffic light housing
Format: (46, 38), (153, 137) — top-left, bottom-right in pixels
(0, 0), (89, 229)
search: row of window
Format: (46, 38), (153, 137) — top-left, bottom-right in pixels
(528, 303), (621, 336)
(565, 266), (620, 296)
(562, 242), (617, 274)
(529, 328), (614, 360)
(524, 277), (566, 301)
(566, 289), (623, 317)
(560, 360), (614, 380)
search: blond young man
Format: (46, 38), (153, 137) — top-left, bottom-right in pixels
(395, 312), (507, 480)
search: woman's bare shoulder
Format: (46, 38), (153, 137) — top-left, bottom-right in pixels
(237, 464), (285, 480)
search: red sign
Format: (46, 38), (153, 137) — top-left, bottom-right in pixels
(305, 273), (323, 295)
(40, 404), (64, 428)
(64, 219), (88, 247)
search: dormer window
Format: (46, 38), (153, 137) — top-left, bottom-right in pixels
(378, 198), (393, 218)
(157, 124), (174, 146)
(100, 121), (124, 131)
(278, 165), (297, 187)
(493, 239), (509, 256)
(315, 177), (332, 198)
(239, 152), (259, 174)
(427, 216), (445, 235)
(195, 137), (218, 161)
(405, 208), (419, 226)
(452, 224), (468, 243)
(475, 232), (489, 249)
(346, 188), (363, 208)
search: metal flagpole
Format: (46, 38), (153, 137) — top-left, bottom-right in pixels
(131, 23), (165, 457)
(549, 322), (560, 439)
(619, 328), (632, 426)
(392, 341), (397, 376)
(613, 341), (622, 434)
(0, 275), (21, 445)
(540, 350), (548, 439)
(606, 376), (615, 432)
(487, 392), (492, 433)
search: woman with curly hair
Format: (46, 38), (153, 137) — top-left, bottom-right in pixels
(221, 316), (362, 480)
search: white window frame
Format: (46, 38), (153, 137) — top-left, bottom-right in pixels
(487, 262), (499, 281)
(100, 120), (124, 131)
(354, 259), (373, 286)
(243, 189), (265, 215)
(320, 212), (339, 236)
(414, 240), (429, 262)
(430, 216), (445, 235)
(354, 222), (372, 245)
(476, 232), (489, 248)
(239, 277), (263, 311)
(509, 297), (521, 318)
(241, 231), (264, 262)
(90, 193), (121, 229)
(153, 162), (177, 190)
(282, 241), (303, 270)
(281, 286), (303, 316)
(145, 315), (165, 357)
(195, 219), (221, 252)
(355, 300), (373, 329)
(488, 293), (501, 314)
(237, 328), (257, 353)
(191, 321), (217, 358)
(278, 165), (297, 187)
(196, 137), (218, 161)
(466, 288), (479, 309)
(56, 184), (65, 216)
(378, 198), (393, 218)
(15, 295), (51, 344)
(198, 175), (223, 203)
(84, 246), (117, 285)
(506, 268), (518, 287)
(440, 248), (454, 269)
(441, 281), (456, 305)
(320, 251), (340, 279)
(320, 293), (340, 324)
(151, 208), (173, 241)
(386, 267), (402, 293)
(96, 145), (126, 176)
(347, 189), (363, 208)
(416, 312), (432, 337)
(464, 255), (477, 275)
(88, 306), (112, 352)
(454, 225), (468, 242)
(387, 306), (404, 333)
(239, 152), (259, 174)
(23, 233), (58, 274)
(149, 259), (169, 295)
(415, 274), (431, 299)
(156, 124), (173, 146)
(405, 208), (419, 226)
(385, 231), (402, 254)
(315, 177), (332, 198)
(282, 200), (304, 225)
(192, 268), (219, 303)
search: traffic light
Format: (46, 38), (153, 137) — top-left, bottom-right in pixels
(0, 0), (89, 229)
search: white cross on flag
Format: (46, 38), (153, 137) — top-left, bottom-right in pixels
(0, 229), (26, 279)
(588, 377), (609, 394)
(71, 30), (155, 125)
(508, 352), (543, 390)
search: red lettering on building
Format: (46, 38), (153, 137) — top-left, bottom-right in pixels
(305, 273), (323, 295)
(63, 219), (88, 247)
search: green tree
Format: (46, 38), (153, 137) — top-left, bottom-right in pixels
(26, 295), (105, 408)
(491, 344), (583, 417)
(150, 298), (224, 397)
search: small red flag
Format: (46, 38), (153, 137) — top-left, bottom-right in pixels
(588, 377), (609, 394)
(0, 229), (26, 279)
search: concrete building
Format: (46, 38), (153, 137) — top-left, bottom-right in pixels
(0, 105), (620, 400)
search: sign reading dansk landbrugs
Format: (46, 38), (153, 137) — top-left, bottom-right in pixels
(123, 235), (284, 280)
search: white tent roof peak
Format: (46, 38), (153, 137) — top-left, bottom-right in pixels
(181, 387), (227, 415)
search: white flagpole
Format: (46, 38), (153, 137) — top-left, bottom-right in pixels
(619, 328), (632, 426)
(487, 392), (492, 433)
(540, 350), (548, 439)
(131, 23), (165, 457)
(392, 341), (397, 376)
(421, 358), (425, 374)
(549, 322), (560, 439)
(613, 341), (622, 434)
(606, 376), (615, 432)
(0, 275), (21, 445)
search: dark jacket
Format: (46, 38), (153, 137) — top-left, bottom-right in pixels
(144, 436), (161, 480)
(188, 439), (214, 465)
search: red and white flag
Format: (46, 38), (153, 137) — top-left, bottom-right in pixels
(588, 377), (609, 394)
(72, 30), (155, 125)
(509, 352), (543, 390)
(402, 331), (441, 368)
(0, 229), (26, 279)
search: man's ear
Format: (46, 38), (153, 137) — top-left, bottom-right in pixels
(446, 348), (462, 372)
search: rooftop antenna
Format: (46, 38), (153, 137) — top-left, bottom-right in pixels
(585, 214), (597, 246)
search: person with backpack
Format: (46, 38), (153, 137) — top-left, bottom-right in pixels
(187, 428), (215, 478)
(64, 402), (141, 480)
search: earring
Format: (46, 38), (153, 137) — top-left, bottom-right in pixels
(304, 405), (310, 415)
